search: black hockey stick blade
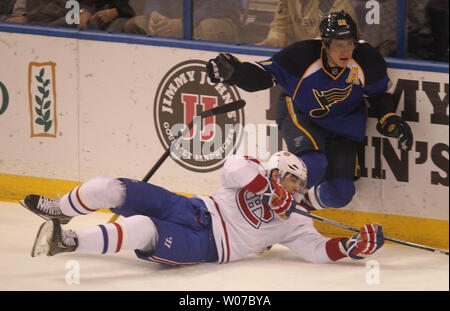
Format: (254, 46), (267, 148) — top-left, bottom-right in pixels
(199, 99), (246, 118)
(291, 207), (449, 256)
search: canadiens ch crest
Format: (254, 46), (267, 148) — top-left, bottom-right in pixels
(236, 189), (274, 229)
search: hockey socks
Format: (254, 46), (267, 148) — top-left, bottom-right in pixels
(295, 151), (356, 209)
(298, 151), (327, 189)
(75, 215), (158, 255)
(60, 176), (126, 217)
(306, 177), (355, 209)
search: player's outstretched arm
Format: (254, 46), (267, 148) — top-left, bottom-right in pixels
(341, 224), (385, 260)
(206, 53), (275, 92)
(282, 222), (385, 263)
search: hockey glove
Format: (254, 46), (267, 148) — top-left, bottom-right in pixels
(206, 53), (241, 84)
(261, 179), (297, 219)
(376, 113), (413, 151)
(345, 224), (384, 260)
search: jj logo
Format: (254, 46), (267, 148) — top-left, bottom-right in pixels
(182, 94), (217, 141)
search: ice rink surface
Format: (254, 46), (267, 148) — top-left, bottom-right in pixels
(1, 201), (448, 292)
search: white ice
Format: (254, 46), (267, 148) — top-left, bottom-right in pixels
(0, 201), (448, 291)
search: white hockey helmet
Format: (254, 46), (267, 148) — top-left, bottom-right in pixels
(266, 151), (308, 190)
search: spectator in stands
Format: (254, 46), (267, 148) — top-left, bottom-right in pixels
(78, 0), (135, 32)
(256, 0), (358, 47)
(350, 0), (397, 57)
(426, 0), (448, 62)
(3, 0), (68, 26)
(4, 0), (134, 32)
(123, 0), (242, 43)
(353, 0), (448, 61)
(399, 0), (448, 62)
(0, 0), (24, 21)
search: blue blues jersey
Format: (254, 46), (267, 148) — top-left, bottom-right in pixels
(256, 40), (393, 141)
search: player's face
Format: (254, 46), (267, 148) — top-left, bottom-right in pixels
(280, 173), (307, 195)
(325, 38), (355, 67)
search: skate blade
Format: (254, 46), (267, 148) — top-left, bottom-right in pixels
(20, 200), (51, 222)
(31, 221), (54, 257)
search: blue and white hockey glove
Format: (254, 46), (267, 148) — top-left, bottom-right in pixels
(376, 113), (413, 151)
(261, 179), (297, 219)
(345, 224), (385, 260)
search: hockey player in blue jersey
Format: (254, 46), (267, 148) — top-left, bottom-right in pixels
(206, 10), (413, 210)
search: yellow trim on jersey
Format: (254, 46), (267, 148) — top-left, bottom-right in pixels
(292, 58), (321, 101)
(346, 67), (360, 85)
(349, 58), (366, 87)
(285, 96), (319, 150)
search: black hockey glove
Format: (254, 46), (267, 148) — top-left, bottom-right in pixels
(376, 113), (413, 151)
(206, 53), (241, 84)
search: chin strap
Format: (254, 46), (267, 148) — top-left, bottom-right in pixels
(323, 52), (342, 76)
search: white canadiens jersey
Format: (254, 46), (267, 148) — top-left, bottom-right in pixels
(195, 155), (334, 264)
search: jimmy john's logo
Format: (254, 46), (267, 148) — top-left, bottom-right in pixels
(154, 60), (244, 173)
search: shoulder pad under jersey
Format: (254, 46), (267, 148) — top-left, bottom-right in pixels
(273, 40), (322, 78)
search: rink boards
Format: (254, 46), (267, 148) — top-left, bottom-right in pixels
(0, 26), (448, 249)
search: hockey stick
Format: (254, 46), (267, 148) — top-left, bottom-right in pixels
(107, 99), (247, 223)
(291, 206), (449, 256)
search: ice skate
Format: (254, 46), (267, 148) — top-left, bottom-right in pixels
(20, 194), (72, 224)
(31, 219), (78, 257)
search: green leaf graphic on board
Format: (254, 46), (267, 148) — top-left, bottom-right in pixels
(44, 120), (52, 133)
(35, 95), (42, 105)
(33, 68), (52, 132)
(35, 117), (45, 125)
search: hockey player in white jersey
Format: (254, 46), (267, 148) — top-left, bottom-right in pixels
(21, 151), (384, 265)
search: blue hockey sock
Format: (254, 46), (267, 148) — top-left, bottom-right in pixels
(299, 151), (327, 189)
(318, 177), (355, 208)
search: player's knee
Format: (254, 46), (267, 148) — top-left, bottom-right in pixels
(299, 151), (327, 188)
(319, 177), (355, 208)
(80, 176), (126, 209)
(121, 215), (159, 252)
